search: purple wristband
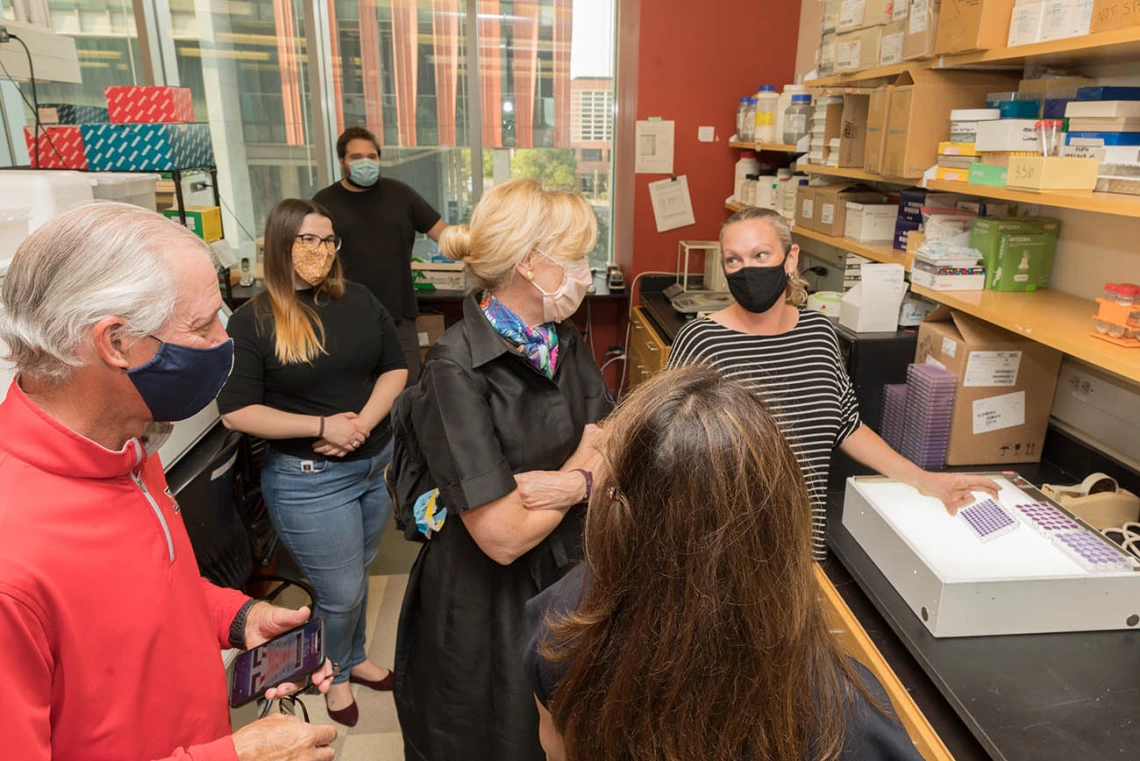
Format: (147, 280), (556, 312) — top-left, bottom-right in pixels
(571, 468), (593, 503)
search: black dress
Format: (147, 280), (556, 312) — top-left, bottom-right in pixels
(392, 295), (611, 761)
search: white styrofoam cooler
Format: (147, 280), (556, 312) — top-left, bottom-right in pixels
(843, 475), (1140, 638)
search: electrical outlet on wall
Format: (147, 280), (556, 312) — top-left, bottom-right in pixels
(1051, 360), (1140, 469)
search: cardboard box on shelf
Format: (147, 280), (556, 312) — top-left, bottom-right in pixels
(839, 0), (898, 30)
(1018, 76), (1095, 100)
(970, 216), (1060, 289)
(990, 233), (1048, 291)
(883, 70), (1017, 178)
(1006, 155), (1100, 190)
(845, 202), (900, 241)
(412, 261), (467, 291)
(968, 163), (1009, 185)
(864, 86), (894, 174)
(934, 0), (1018, 53)
(915, 306), (1063, 465)
(837, 25), (886, 71)
(815, 184), (887, 236)
(840, 262), (909, 332)
(911, 258), (988, 290)
(1008, 0), (1046, 44)
(820, 33), (839, 76)
(975, 119), (1041, 152)
(824, 0), (843, 31)
(1040, 0), (1094, 39)
(795, 185), (819, 231)
(1089, 0), (1140, 32)
(104, 86), (195, 124)
(880, 19), (907, 64)
(163, 205), (223, 243)
(839, 94), (871, 167)
(23, 126), (88, 169)
(904, 0), (941, 59)
(415, 313), (446, 355)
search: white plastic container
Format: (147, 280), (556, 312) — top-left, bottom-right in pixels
(756, 174), (778, 209)
(0, 207), (31, 280)
(775, 84), (806, 145)
(89, 172), (161, 212)
(0, 170), (94, 233)
(734, 151), (761, 203)
(754, 85), (779, 144)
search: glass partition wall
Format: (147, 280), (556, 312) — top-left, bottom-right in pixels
(0, 0), (616, 266)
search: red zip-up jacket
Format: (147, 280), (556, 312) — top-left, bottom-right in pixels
(0, 381), (252, 761)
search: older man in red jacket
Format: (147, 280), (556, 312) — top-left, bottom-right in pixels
(0, 203), (337, 761)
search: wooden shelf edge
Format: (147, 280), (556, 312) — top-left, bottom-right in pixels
(730, 141), (804, 152)
(910, 285), (1140, 384)
(802, 164), (921, 185)
(793, 227), (910, 269)
(924, 180), (1140, 218)
(807, 27), (1140, 87)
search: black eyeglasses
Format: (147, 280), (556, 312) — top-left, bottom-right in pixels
(296, 234), (342, 251)
(278, 694), (311, 722)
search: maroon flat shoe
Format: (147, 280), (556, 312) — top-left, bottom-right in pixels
(349, 670), (395, 692)
(327, 699), (359, 727)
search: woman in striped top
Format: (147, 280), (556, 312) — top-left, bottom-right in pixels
(667, 207), (997, 561)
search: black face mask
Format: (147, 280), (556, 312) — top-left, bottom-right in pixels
(726, 265), (789, 314)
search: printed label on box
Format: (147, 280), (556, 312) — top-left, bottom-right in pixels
(840, 0), (866, 27)
(925, 355), (946, 370)
(418, 331), (429, 347)
(909, 0), (928, 32)
(941, 337), (957, 358)
(893, 0), (908, 20)
(881, 32), (904, 64)
(964, 350), (1022, 387)
(821, 203), (836, 225)
(803, 199), (815, 219)
(973, 391), (1027, 435)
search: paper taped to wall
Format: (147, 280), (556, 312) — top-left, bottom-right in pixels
(648, 176), (695, 232)
(636, 120), (675, 174)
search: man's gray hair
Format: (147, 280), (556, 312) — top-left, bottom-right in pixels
(0, 201), (212, 380)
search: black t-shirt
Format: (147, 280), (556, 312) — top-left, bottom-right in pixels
(312, 178), (441, 321)
(524, 565), (925, 761)
(218, 282), (407, 460)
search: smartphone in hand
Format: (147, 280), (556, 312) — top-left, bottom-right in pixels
(229, 618), (325, 708)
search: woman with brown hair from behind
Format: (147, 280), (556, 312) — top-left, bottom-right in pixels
(523, 365), (923, 761)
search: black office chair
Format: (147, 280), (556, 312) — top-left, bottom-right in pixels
(171, 426), (315, 606)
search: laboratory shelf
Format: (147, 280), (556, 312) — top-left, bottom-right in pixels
(924, 180), (1140, 219)
(909, 285), (1140, 385)
(724, 202), (909, 268)
(730, 141), (805, 152)
(808, 27), (1140, 87)
(802, 164), (920, 185)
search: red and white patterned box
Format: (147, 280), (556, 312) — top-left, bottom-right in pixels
(104, 86), (195, 124)
(23, 126), (88, 169)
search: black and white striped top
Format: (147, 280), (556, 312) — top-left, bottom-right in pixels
(667, 310), (862, 561)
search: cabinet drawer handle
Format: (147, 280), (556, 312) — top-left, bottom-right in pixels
(646, 344), (659, 352)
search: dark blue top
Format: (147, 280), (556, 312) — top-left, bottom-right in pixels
(525, 565), (925, 761)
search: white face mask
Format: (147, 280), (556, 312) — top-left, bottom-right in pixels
(528, 255), (592, 324)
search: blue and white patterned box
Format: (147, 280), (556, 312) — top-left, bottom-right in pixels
(80, 123), (215, 171)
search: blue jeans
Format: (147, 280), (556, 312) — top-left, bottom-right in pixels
(262, 441), (394, 684)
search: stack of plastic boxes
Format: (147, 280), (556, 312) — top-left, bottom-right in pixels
(1062, 86), (1140, 196)
(900, 364), (957, 470)
(880, 383), (908, 451)
(809, 95), (843, 166)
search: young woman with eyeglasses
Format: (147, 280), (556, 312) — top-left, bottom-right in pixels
(218, 198), (408, 727)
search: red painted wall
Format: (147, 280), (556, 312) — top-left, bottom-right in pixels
(631, 1), (801, 274)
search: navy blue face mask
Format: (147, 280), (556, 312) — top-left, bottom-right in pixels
(127, 338), (235, 422)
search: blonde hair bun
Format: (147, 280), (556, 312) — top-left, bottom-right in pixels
(439, 224), (472, 262)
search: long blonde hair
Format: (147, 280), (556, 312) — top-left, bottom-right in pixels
(721, 206), (809, 307)
(256, 199), (346, 364)
(440, 179), (598, 290)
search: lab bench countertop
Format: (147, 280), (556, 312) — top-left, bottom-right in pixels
(824, 463), (1140, 761)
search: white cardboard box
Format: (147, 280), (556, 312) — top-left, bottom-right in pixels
(975, 119), (1040, 152)
(840, 262), (907, 332)
(411, 261), (467, 291)
(844, 202), (898, 241)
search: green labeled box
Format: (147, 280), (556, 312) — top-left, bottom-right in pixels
(967, 163), (1008, 187)
(991, 234), (1049, 292)
(970, 217), (1061, 289)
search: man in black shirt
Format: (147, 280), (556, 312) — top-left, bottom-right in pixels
(313, 126), (448, 384)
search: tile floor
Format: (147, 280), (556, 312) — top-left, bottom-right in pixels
(269, 516), (420, 759)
